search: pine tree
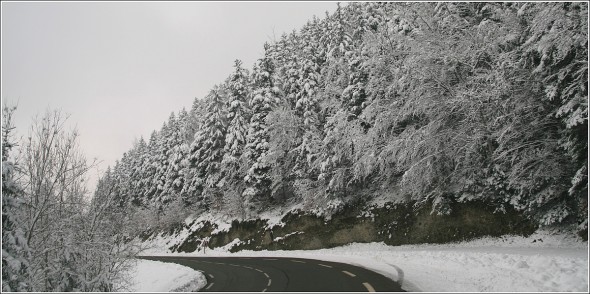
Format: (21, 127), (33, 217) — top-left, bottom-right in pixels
(185, 99), (206, 143)
(154, 120), (171, 206)
(216, 60), (252, 216)
(518, 2), (588, 230)
(163, 110), (188, 198)
(148, 113), (186, 210)
(243, 43), (280, 215)
(324, 2), (354, 64)
(111, 159), (129, 208)
(179, 101), (206, 206)
(129, 137), (148, 206)
(142, 131), (160, 202)
(292, 19), (325, 178)
(223, 60), (251, 162)
(279, 31), (303, 109)
(185, 86), (227, 209)
(341, 44), (370, 118)
(2, 105), (33, 292)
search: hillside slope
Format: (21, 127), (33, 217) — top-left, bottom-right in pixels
(94, 2), (588, 245)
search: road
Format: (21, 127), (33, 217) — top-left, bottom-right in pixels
(140, 256), (405, 292)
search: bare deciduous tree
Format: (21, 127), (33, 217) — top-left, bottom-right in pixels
(15, 109), (140, 291)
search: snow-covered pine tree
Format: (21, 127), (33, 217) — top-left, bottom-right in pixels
(264, 103), (302, 205)
(179, 100), (207, 206)
(337, 3), (376, 121)
(2, 105), (33, 292)
(292, 20), (324, 178)
(163, 110), (188, 198)
(341, 44), (370, 119)
(153, 120), (173, 208)
(129, 137), (148, 206)
(517, 2), (588, 230)
(316, 5), (357, 202)
(324, 2), (354, 63)
(280, 31), (303, 109)
(153, 113), (185, 209)
(140, 131), (160, 204)
(185, 86), (228, 210)
(243, 43), (280, 215)
(185, 99), (206, 143)
(111, 159), (127, 208)
(223, 60), (251, 162)
(112, 144), (143, 209)
(218, 60), (251, 216)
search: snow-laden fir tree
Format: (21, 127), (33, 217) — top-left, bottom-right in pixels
(118, 146), (134, 208)
(152, 113), (185, 209)
(141, 131), (160, 202)
(243, 43), (281, 215)
(163, 110), (189, 198)
(184, 86), (227, 210)
(217, 60), (251, 217)
(129, 137), (148, 206)
(278, 31), (302, 109)
(292, 19), (325, 179)
(154, 120), (172, 205)
(179, 100), (206, 206)
(323, 2), (354, 63)
(517, 2), (588, 230)
(341, 44), (370, 118)
(185, 98), (206, 143)
(223, 60), (251, 162)
(2, 105), (32, 292)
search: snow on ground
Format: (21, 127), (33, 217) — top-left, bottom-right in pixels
(118, 259), (206, 292)
(141, 228), (588, 292)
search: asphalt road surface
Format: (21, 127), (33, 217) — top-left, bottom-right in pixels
(140, 256), (405, 292)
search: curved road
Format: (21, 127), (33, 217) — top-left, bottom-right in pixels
(140, 256), (404, 292)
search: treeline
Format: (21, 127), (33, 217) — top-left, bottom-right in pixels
(97, 2), (588, 234)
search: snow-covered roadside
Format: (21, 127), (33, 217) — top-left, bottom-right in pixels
(140, 228), (588, 292)
(117, 259), (207, 292)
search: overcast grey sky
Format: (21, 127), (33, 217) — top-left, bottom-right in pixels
(2, 1), (337, 186)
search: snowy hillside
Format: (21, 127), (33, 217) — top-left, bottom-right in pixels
(98, 2), (588, 240)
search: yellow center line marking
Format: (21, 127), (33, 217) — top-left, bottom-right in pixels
(363, 282), (376, 292)
(291, 260), (306, 263)
(342, 270), (356, 277)
(318, 263), (333, 268)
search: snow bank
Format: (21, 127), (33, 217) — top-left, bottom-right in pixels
(119, 259), (206, 292)
(316, 241), (588, 292)
(142, 228), (588, 292)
